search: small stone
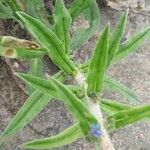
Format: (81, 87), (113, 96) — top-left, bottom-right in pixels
(13, 62), (19, 69)
(139, 133), (144, 139)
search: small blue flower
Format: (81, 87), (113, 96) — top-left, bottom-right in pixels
(90, 123), (102, 138)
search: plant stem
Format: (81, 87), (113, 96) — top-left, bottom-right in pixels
(74, 71), (115, 150)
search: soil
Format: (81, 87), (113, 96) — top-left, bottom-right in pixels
(0, 1), (150, 150)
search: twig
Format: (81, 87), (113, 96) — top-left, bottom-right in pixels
(130, 9), (150, 18)
(4, 58), (28, 95)
(0, 58), (5, 68)
(0, 91), (6, 107)
(74, 72), (115, 150)
(27, 124), (49, 137)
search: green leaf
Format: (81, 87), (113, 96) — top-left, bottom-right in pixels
(80, 22), (150, 70)
(17, 49), (46, 59)
(69, 0), (93, 20)
(0, 2), (13, 19)
(21, 123), (83, 149)
(0, 46), (46, 59)
(28, 58), (44, 95)
(107, 11), (128, 67)
(0, 72), (64, 138)
(67, 85), (81, 93)
(53, 0), (72, 53)
(107, 105), (150, 130)
(1, 92), (51, 137)
(16, 73), (99, 137)
(71, 0), (100, 50)
(100, 98), (132, 115)
(143, 117), (150, 121)
(16, 11), (77, 74)
(112, 27), (150, 64)
(87, 25), (109, 96)
(104, 76), (139, 102)
(52, 71), (66, 83)
(30, 58), (43, 77)
(20, 0), (49, 25)
(4, 0), (21, 12)
(4, 0), (21, 21)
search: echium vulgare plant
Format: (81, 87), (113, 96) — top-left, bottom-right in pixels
(0, 0), (150, 149)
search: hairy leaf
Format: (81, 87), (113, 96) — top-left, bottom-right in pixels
(87, 25), (109, 96)
(67, 85), (81, 93)
(30, 58), (43, 77)
(53, 0), (72, 53)
(52, 71), (66, 83)
(16, 12), (77, 74)
(4, 0), (21, 12)
(28, 58), (44, 94)
(113, 27), (150, 64)
(20, 0), (49, 25)
(16, 73), (99, 137)
(107, 105), (150, 130)
(0, 72), (64, 138)
(71, 0), (100, 50)
(69, 0), (93, 20)
(1, 92), (50, 137)
(104, 76), (139, 102)
(0, 2), (13, 18)
(107, 10), (128, 67)
(21, 123), (83, 149)
(101, 98), (132, 115)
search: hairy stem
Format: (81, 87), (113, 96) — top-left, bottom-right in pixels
(74, 71), (115, 150)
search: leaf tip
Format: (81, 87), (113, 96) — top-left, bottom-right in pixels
(18, 144), (24, 148)
(122, 9), (129, 21)
(14, 72), (21, 77)
(125, 8), (129, 15)
(16, 11), (24, 16)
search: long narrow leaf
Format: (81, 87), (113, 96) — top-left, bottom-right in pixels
(80, 25), (150, 70)
(21, 0), (49, 25)
(112, 27), (150, 64)
(71, 0), (100, 50)
(69, 0), (93, 20)
(107, 105), (150, 130)
(101, 98), (132, 115)
(0, 72), (64, 138)
(16, 12), (77, 74)
(16, 73), (99, 138)
(0, 2), (13, 19)
(28, 58), (44, 94)
(4, 0), (21, 12)
(30, 58), (43, 77)
(104, 76), (139, 102)
(107, 11), (128, 67)
(53, 0), (72, 53)
(87, 25), (109, 96)
(52, 71), (66, 83)
(1, 92), (50, 137)
(21, 123), (83, 149)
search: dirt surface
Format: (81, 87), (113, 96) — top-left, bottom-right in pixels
(0, 2), (150, 150)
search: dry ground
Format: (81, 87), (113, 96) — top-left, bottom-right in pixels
(0, 1), (150, 150)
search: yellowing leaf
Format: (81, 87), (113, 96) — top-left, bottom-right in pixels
(16, 11), (77, 74)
